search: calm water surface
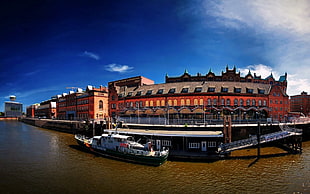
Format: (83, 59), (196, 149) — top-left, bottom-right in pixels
(0, 121), (309, 193)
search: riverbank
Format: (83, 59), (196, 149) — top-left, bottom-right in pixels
(0, 117), (19, 121)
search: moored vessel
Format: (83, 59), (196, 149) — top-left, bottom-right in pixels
(75, 133), (169, 166)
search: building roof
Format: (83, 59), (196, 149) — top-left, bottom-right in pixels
(117, 81), (271, 98)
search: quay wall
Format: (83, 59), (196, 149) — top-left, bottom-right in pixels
(21, 118), (83, 133)
(0, 117), (19, 121)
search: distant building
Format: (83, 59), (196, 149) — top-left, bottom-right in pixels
(35, 99), (57, 119)
(26, 104), (39, 118)
(290, 91), (310, 116)
(5, 95), (23, 117)
(57, 86), (109, 120)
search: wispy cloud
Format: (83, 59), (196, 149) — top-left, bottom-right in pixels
(199, 0), (310, 95)
(24, 70), (41, 77)
(81, 51), (100, 60)
(105, 63), (134, 73)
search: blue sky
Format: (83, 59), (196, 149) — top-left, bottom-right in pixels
(1, 0), (310, 112)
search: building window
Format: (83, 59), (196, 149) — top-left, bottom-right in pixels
(146, 90), (152, 95)
(263, 100), (267, 106)
(157, 89), (164, 94)
(150, 101), (153, 107)
(240, 99), (244, 106)
(111, 104), (116, 109)
(207, 98), (211, 106)
(252, 99), (256, 106)
(208, 141), (217, 147)
(181, 88), (189, 93)
(161, 100), (165, 106)
(136, 91), (142, 96)
(258, 89), (265, 94)
(199, 99), (203, 106)
(194, 87), (202, 93)
(246, 99), (250, 106)
(168, 100), (172, 106)
(246, 88), (254, 94)
(145, 101), (149, 107)
(189, 142), (200, 149)
(168, 88), (176, 94)
(258, 100), (262, 106)
(99, 100), (103, 110)
(162, 140), (171, 146)
(213, 99), (217, 105)
(173, 99), (178, 106)
(127, 92), (133, 97)
(234, 88), (241, 93)
(226, 99), (231, 106)
(194, 99), (198, 106)
(221, 87), (228, 93)
(181, 99), (185, 106)
(221, 99), (225, 106)
(156, 100), (160, 107)
(186, 99), (190, 106)
(234, 99), (238, 106)
(208, 87), (215, 92)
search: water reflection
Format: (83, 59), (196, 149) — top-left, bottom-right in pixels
(0, 121), (309, 193)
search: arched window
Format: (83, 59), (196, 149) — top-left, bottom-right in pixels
(234, 99), (238, 106)
(199, 99), (203, 106)
(226, 99), (231, 106)
(156, 100), (160, 107)
(161, 100), (165, 106)
(252, 99), (256, 106)
(213, 99), (217, 105)
(246, 99), (250, 106)
(168, 100), (172, 106)
(221, 99), (225, 106)
(145, 101), (149, 107)
(240, 99), (244, 106)
(150, 101), (153, 107)
(194, 99), (198, 106)
(263, 100), (266, 106)
(186, 99), (190, 106)
(174, 99), (178, 106)
(99, 100), (103, 110)
(207, 98), (211, 106)
(258, 100), (262, 106)
(181, 99), (185, 106)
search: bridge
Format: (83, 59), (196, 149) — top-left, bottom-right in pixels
(218, 125), (302, 154)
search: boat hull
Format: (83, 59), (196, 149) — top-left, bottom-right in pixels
(76, 139), (168, 166)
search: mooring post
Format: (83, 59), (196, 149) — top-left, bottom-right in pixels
(257, 121), (261, 158)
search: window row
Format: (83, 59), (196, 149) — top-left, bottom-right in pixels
(120, 87), (266, 97)
(118, 98), (267, 108)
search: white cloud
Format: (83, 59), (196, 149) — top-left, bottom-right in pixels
(201, 0), (310, 96)
(238, 64), (310, 96)
(82, 51), (100, 60)
(105, 63), (134, 73)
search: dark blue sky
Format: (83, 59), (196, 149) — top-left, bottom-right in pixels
(1, 0), (309, 111)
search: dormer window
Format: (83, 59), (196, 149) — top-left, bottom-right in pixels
(136, 91), (142, 96)
(246, 88), (253, 94)
(157, 89), (164, 94)
(168, 88), (176, 94)
(208, 87), (215, 92)
(145, 90), (152, 95)
(221, 87), (228, 93)
(258, 88), (265, 94)
(234, 87), (241, 93)
(194, 87), (202, 93)
(181, 88), (189, 93)
(127, 92), (132, 97)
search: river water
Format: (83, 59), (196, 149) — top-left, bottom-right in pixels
(0, 121), (309, 193)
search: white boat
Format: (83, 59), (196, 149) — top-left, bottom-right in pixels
(75, 133), (169, 166)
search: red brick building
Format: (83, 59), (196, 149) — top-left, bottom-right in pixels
(36, 99), (57, 119)
(57, 85), (109, 120)
(108, 66), (289, 122)
(290, 91), (310, 116)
